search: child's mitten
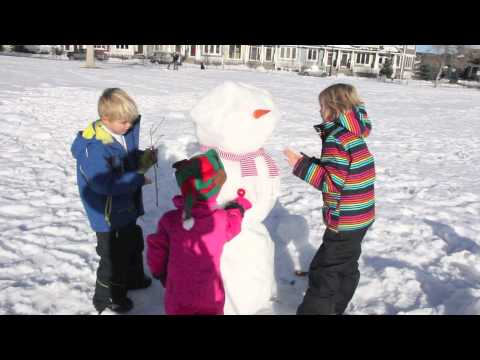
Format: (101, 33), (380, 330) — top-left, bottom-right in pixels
(138, 148), (158, 174)
(224, 189), (252, 216)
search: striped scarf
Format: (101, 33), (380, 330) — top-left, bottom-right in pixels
(200, 145), (279, 178)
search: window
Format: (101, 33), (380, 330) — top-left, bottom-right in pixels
(279, 46), (297, 60)
(406, 57), (412, 68)
(396, 56), (400, 66)
(65, 45), (70, 51)
(308, 49), (318, 61)
(265, 47), (273, 61)
(356, 53), (371, 65)
(341, 53), (348, 66)
(203, 45), (221, 55)
(249, 46), (261, 61)
(328, 52), (333, 65)
(318, 49), (324, 61)
(228, 45), (242, 60)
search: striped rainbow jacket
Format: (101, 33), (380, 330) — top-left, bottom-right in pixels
(293, 104), (375, 233)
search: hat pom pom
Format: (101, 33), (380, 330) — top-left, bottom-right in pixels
(182, 211), (195, 230)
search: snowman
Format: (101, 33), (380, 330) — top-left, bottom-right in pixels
(190, 81), (280, 314)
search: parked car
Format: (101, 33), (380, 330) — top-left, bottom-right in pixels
(298, 67), (327, 77)
(95, 50), (109, 61)
(149, 51), (173, 64)
(67, 49), (109, 61)
(149, 51), (185, 65)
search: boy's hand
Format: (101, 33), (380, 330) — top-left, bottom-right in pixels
(144, 176), (153, 185)
(138, 148), (158, 174)
(283, 147), (302, 168)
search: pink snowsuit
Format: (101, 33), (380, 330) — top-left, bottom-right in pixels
(147, 194), (251, 315)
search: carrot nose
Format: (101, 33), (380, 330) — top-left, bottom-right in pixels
(253, 109), (271, 119)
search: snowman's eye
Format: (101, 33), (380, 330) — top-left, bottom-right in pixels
(253, 109), (270, 119)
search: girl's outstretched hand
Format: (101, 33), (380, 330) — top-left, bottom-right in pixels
(283, 147), (302, 168)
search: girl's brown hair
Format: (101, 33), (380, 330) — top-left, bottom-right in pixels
(319, 83), (363, 121)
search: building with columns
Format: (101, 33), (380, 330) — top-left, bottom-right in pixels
(154, 44), (416, 79)
(60, 44), (417, 79)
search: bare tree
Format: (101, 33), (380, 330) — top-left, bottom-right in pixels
(431, 45), (459, 87)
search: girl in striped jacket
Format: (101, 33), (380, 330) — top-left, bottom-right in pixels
(283, 83), (375, 315)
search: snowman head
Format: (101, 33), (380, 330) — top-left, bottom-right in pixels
(191, 81), (279, 154)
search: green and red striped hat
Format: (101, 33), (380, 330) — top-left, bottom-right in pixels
(173, 149), (226, 220)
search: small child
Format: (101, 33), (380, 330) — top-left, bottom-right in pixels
(146, 149), (251, 315)
(283, 83), (375, 315)
(71, 88), (157, 314)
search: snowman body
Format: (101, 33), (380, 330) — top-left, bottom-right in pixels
(191, 81), (280, 314)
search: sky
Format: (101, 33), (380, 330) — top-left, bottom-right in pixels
(416, 45), (433, 53)
(416, 45), (480, 53)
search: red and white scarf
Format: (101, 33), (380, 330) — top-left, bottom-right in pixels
(200, 144), (279, 178)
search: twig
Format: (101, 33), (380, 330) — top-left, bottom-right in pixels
(149, 121), (164, 208)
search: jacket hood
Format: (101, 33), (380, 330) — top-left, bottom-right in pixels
(71, 120), (114, 160)
(335, 104), (371, 138)
(316, 104), (372, 138)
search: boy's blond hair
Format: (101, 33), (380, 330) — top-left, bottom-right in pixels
(319, 83), (363, 120)
(98, 88), (139, 122)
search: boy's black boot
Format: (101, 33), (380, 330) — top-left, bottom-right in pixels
(94, 281), (134, 314)
(106, 297), (134, 313)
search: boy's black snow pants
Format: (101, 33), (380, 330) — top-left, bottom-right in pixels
(297, 227), (368, 315)
(93, 222), (146, 311)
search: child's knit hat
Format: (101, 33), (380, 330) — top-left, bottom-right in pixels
(173, 149), (226, 228)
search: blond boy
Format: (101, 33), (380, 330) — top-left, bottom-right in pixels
(71, 88), (157, 314)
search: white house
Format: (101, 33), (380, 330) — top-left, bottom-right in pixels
(57, 44), (416, 78)
(179, 44), (416, 79)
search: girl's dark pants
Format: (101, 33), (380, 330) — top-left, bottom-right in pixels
(93, 222), (146, 311)
(297, 227), (368, 315)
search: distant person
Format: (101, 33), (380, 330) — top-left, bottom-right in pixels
(176, 53), (181, 68)
(283, 83), (375, 315)
(71, 88), (158, 314)
(200, 62), (205, 70)
(168, 52), (180, 70)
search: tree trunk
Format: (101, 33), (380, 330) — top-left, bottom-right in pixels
(434, 58), (444, 88)
(85, 45), (95, 68)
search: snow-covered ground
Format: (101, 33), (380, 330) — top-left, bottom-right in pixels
(1, 55), (480, 315)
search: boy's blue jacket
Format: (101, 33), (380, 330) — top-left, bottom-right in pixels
(71, 118), (145, 232)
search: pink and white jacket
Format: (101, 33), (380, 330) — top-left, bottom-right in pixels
(146, 193), (251, 315)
